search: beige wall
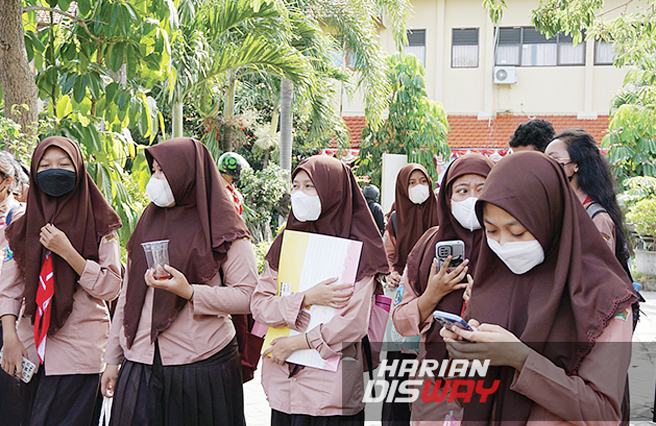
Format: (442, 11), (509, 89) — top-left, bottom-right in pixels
(340, 0), (635, 118)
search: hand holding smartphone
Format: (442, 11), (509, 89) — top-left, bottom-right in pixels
(433, 310), (474, 332)
(0, 347), (36, 383)
(435, 240), (465, 272)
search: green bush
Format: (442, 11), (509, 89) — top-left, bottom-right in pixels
(252, 240), (273, 275)
(627, 198), (656, 240)
(240, 164), (289, 244)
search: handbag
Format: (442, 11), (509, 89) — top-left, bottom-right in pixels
(363, 278), (392, 373)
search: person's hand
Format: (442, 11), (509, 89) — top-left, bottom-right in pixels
(39, 224), (75, 258)
(462, 274), (474, 303)
(302, 278), (353, 308)
(440, 319), (530, 370)
(385, 272), (402, 291)
(1, 333), (28, 380)
(426, 256), (469, 302)
(145, 265), (194, 300)
(101, 364), (119, 398)
(263, 334), (309, 365)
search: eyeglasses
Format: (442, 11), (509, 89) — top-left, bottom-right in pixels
(551, 158), (572, 168)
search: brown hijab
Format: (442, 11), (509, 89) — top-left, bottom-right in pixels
(462, 151), (637, 423)
(385, 164), (439, 274)
(265, 155), (388, 282)
(5, 136), (122, 335)
(405, 154), (494, 360)
(123, 138), (250, 347)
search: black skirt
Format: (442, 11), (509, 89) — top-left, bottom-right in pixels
(271, 409), (365, 426)
(25, 367), (101, 426)
(110, 337), (244, 426)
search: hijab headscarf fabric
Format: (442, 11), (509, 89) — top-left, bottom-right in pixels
(462, 151), (636, 423)
(405, 154), (494, 360)
(123, 138), (250, 347)
(265, 155), (388, 282)
(6, 136), (122, 335)
(385, 164), (439, 275)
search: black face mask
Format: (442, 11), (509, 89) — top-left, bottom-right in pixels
(36, 169), (77, 197)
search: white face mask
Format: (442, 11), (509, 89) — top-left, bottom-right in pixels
(487, 237), (545, 275)
(146, 176), (175, 208)
(451, 197), (481, 231)
(291, 190), (322, 222)
(408, 183), (430, 204)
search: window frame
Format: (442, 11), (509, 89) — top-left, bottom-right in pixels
(405, 29), (427, 67)
(495, 26), (585, 67)
(594, 39), (616, 65)
(451, 27), (480, 69)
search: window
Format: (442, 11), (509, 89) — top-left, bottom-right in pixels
(330, 36), (358, 69)
(495, 27), (584, 67)
(405, 29), (426, 67)
(557, 33), (585, 65)
(595, 40), (616, 65)
(452, 28), (479, 68)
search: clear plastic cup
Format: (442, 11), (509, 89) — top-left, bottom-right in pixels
(141, 240), (172, 280)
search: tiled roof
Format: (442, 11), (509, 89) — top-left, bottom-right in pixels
(342, 116), (368, 147)
(339, 114), (610, 149)
(447, 114), (610, 148)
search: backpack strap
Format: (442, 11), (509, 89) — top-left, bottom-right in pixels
(585, 201), (607, 220)
(362, 335), (375, 396)
(391, 211), (397, 239)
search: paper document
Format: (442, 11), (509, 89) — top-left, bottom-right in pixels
(262, 230), (362, 371)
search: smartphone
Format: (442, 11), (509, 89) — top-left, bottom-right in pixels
(433, 310), (473, 332)
(0, 347), (37, 383)
(435, 240), (465, 272)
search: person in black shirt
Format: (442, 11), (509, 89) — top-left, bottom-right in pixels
(363, 184), (385, 235)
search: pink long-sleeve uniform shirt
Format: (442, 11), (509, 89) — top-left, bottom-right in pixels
(251, 262), (375, 417)
(0, 208), (121, 376)
(104, 238), (258, 366)
(393, 272), (633, 425)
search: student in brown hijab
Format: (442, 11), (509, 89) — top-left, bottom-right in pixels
(391, 154), (494, 424)
(0, 136), (122, 426)
(441, 151), (636, 424)
(384, 163), (439, 288)
(251, 155), (389, 426)
(382, 163), (440, 425)
(101, 138), (257, 426)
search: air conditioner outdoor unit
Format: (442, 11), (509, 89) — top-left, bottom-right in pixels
(494, 66), (517, 84)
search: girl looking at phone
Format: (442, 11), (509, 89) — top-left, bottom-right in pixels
(441, 152), (636, 424)
(250, 155), (388, 426)
(391, 153), (494, 424)
(0, 137), (122, 425)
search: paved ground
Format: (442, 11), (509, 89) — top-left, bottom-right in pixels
(244, 292), (656, 425)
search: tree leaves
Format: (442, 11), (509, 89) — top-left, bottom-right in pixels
(356, 53), (450, 187)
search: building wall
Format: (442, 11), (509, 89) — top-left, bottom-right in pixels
(341, 0), (634, 119)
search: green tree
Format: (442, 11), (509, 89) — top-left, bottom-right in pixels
(240, 164), (289, 243)
(170, 0), (317, 154)
(5, 0), (178, 244)
(277, 0), (411, 172)
(483, 0), (656, 183)
(356, 53), (450, 187)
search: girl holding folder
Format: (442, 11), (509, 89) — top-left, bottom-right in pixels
(251, 155), (389, 426)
